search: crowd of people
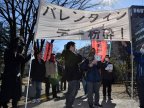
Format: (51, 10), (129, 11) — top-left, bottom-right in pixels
(30, 52), (65, 103)
(62, 42), (115, 108)
(0, 38), (143, 108)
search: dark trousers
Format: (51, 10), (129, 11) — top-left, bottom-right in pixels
(137, 77), (144, 108)
(61, 80), (66, 91)
(32, 81), (42, 99)
(87, 82), (101, 106)
(66, 80), (79, 108)
(103, 80), (112, 97)
(0, 91), (18, 108)
(45, 78), (50, 97)
(56, 83), (60, 92)
(0, 99), (18, 108)
(52, 85), (57, 97)
(45, 78), (57, 98)
(12, 99), (18, 108)
(82, 78), (87, 95)
(0, 101), (8, 108)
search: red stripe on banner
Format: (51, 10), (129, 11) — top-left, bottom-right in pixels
(91, 40), (107, 62)
(43, 42), (53, 62)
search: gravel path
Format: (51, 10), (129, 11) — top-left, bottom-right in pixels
(17, 83), (139, 108)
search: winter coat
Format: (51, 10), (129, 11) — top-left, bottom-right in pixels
(101, 61), (114, 81)
(86, 53), (101, 82)
(134, 53), (144, 78)
(0, 49), (31, 102)
(125, 47), (144, 78)
(62, 50), (82, 81)
(45, 61), (57, 77)
(45, 61), (60, 85)
(30, 59), (46, 82)
(86, 62), (101, 82)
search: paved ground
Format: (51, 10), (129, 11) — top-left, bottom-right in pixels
(17, 83), (139, 108)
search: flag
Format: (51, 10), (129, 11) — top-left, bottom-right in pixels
(43, 42), (53, 61)
(92, 40), (107, 62)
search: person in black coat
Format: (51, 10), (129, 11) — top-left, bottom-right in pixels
(62, 41), (82, 108)
(57, 59), (66, 91)
(0, 37), (31, 108)
(101, 55), (114, 101)
(30, 51), (46, 103)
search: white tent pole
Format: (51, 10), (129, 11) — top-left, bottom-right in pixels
(130, 41), (134, 99)
(24, 0), (43, 108)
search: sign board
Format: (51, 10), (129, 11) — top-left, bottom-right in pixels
(131, 6), (144, 50)
(35, 2), (131, 41)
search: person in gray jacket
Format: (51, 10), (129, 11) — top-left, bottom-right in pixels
(45, 54), (60, 99)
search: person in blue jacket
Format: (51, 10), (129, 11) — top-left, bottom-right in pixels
(86, 48), (102, 108)
(122, 42), (144, 108)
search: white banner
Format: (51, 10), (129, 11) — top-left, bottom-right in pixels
(35, 3), (131, 41)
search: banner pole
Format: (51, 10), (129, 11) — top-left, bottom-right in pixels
(24, 45), (34, 108)
(108, 41), (112, 57)
(24, 0), (43, 108)
(130, 41), (134, 99)
(128, 6), (134, 99)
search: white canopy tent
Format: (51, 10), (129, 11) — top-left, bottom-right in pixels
(25, 1), (138, 108)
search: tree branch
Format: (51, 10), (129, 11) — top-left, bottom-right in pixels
(0, 9), (9, 23)
(61, 0), (68, 6)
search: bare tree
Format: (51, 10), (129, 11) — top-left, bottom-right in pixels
(0, 0), (102, 54)
(0, 0), (102, 75)
(48, 0), (103, 10)
(0, 0), (40, 55)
